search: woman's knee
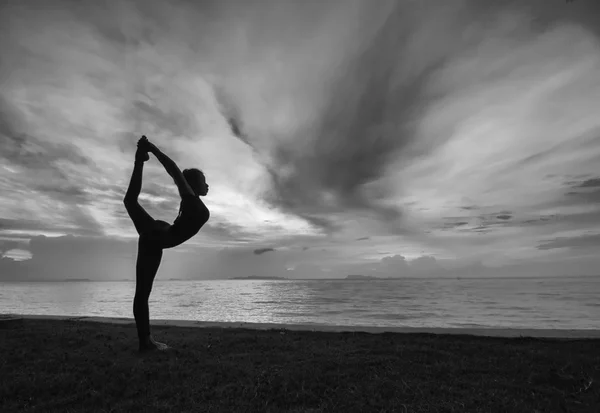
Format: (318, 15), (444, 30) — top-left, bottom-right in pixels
(134, 288), (151, 303)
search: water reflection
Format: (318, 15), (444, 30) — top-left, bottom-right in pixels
(1, 277), (599, 329)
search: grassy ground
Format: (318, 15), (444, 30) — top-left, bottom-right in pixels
(1, 319), (599, 413)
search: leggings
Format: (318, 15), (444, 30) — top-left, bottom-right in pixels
(123, 161), (183, 341)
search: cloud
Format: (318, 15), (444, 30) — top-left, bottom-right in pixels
(0, 96), (106, 236)
(439, 221), (470, 231)
(565, 189), (600, 203)
(379, 254), (410, 275)
(217, 0), (452, 234)
(574, 178), (600, 188)
(2, 0), (600, 276)
(254, 247), (275, 255)
(537, 233), (600, 250)
(0, 240), (20, 256)
(409, 256), (442, 273)
(331, 254), (488, 278)
(562, 176), (600, 204)
(0, 218), (100, 238)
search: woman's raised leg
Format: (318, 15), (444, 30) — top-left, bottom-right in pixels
(123, 157), (155, 236)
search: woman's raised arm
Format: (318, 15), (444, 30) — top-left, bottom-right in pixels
(139, 136), (195, 197)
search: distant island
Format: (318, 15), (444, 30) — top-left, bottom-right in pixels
(62, 278), (91, 282)
(345, 274), (377, 280)
(230, 275), (287, 280)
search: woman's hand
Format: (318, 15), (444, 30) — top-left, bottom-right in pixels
(138, 135), (158, 154)
(137, 135), (150, 150)
(135, 136), (151, 163)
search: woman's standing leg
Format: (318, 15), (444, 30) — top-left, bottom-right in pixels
(133, 237), (166, 351)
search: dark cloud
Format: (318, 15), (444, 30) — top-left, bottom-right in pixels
(574, 178), (600, 188)
(438, 211), (517, 234)
(541, 177), (600, 224)
(522, 216), (556, 226)
(215, 86), (251, 147)
(558, 175), (600, 205)
(565, 175), (600, 189)
(537, 233), (600, 250)
(439, 221), (469, 230)
(254, 247), (275, 255)
(471, 212), (515, 231)
(226, 116), (246, 145)
(219, 2), (450, 235)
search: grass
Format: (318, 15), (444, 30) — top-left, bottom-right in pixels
(1, 319), (599, 413)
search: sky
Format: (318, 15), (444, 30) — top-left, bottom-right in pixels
(1, 0), (600, 280)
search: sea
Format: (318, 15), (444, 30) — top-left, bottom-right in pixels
(1, 276), (599, 330)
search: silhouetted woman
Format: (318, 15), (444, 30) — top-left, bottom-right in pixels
(124, 136), (210, 352)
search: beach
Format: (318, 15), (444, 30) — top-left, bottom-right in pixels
(2, 315), (599, 412)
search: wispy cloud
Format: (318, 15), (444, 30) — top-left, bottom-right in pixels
(537, 233), (600, 251)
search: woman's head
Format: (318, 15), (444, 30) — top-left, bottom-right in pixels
(183, 168), (209, 196)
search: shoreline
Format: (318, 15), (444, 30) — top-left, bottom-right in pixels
(3, 313), (600, 339)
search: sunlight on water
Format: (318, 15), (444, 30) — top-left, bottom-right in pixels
(1, 277), (599, 329)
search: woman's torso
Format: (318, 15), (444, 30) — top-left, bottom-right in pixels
(164, 195), (209, 248)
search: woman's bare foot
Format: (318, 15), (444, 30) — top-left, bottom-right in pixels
(139, 336), (169, 352)
(150, 336), (169, 350)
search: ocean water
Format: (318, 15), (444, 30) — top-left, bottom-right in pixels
(1, 277), (599, 330)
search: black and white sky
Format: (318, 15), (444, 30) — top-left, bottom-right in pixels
(1, 0), (599, 280)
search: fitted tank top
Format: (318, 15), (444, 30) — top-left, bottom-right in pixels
(170, 194), (210, 243)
